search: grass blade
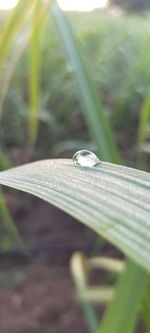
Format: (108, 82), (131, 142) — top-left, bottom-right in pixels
(52, 4), (120, 163)
(137, 91), (150, 167)
(98, 261), (149, 333)
(138, 91), (150, 148)
(88, 257), (125, 273)
(0, 158), (149, 331)
(0, 188), (26, 252)
(0, 36), (29, 116)
(70, 252), (98, 333)
(77, 287), (114, 304)
(28, 0), (43, 147)
(0, 0), (53, 117)
(0, 0), (35, 75)
(0, 152), (25, 251)
(0, 159), (149, 272)
(28, 0), (54, 147)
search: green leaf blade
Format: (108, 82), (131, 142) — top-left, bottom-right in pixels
(0, 159), (149, 272)
(0, 0), (35, 75)
(52, 4), (121, 163)
(99, 261), (149, 333)
(28, 0), (43, 147)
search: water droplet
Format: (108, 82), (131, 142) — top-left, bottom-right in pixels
(73, 150), (100, 167)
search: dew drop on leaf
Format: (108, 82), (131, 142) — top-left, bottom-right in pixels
(73, 150), (101, 167)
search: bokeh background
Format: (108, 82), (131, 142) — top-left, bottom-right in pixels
(0, 1), (149, 332)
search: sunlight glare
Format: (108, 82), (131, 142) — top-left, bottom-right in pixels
(0, 0), (19, 10)
(0, 0), (108, 12)
(57, 0), (108, 11)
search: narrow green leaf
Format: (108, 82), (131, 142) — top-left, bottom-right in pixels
(98, 261), (149, 333)
(28, 0), (42, 147)
(138, 91), (150, 148)
(71, 252), (98, 333)
(0, 159), (149, 272)
(28, 0), (54, 147)
(0, 0), (53, 116)
(52, 4), (121, 163)
(0, 188), (25, 251)
(88, 257), (125, 273)
(0, 0), (35, 75)
(77, 287), (114, 304)
(0, 36), (29, 116)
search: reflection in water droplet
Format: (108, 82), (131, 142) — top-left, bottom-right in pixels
(73, 150), (101, 167)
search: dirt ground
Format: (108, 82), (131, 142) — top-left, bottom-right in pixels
(0, 193), (98, 333)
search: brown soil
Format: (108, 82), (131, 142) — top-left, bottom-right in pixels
(0, 194), (97, 333)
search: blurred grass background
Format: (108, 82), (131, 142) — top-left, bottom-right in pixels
(0, 5), (150, 168)
(0, 3), (149, 332)
(0, 0), (150, 253)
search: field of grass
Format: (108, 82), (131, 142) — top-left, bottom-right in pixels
(0, 9), (150, 167)
(0, 3), (149, 333)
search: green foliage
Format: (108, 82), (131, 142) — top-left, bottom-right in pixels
(0, 0), (35, 75)
(53, 4), (120, 163)
(71, 252), (98, 333)
(28, 0), (53, 147)
(99, 261), (149, 333)
(137, 90), (150, 164)
(0, 2), (150, 332)
(28, 0), (42, 147)
(0, 159), (149, 332)
(0, 159), (149, 272)
(0, 10), (150, 166)
(0, 188), (26, 252)
(52, 9), (150, 333)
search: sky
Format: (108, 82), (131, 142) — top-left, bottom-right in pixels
(57, 0), (108, 11)
(0, 0), (108, 11)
